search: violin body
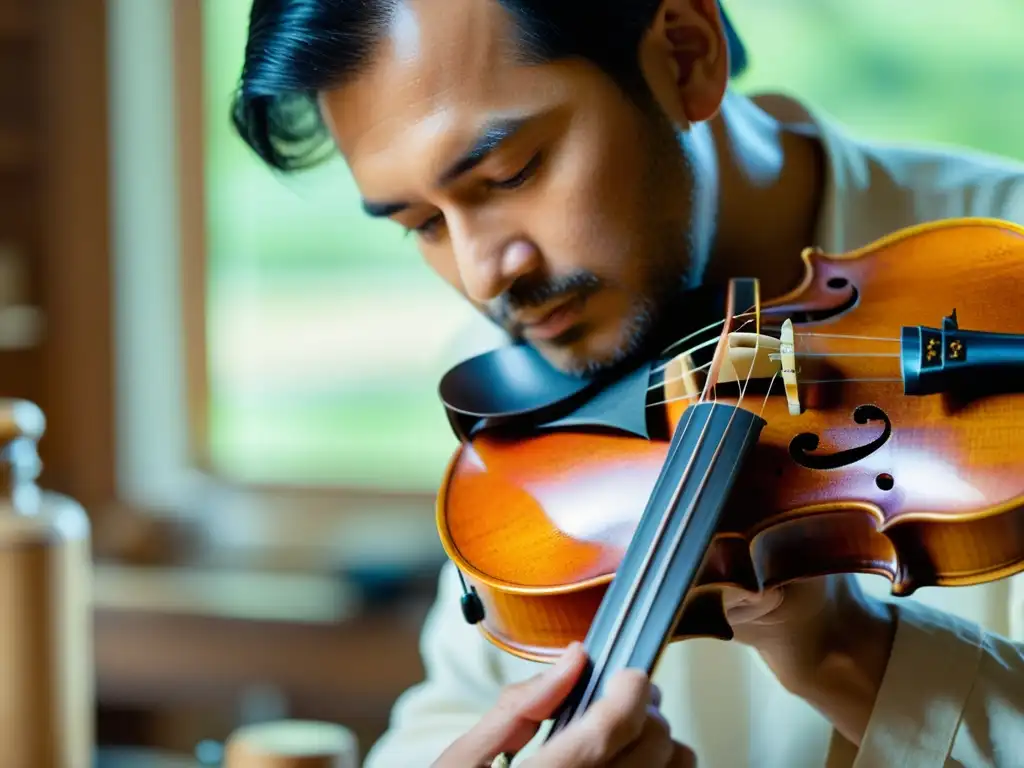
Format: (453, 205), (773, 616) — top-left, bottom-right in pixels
(436, 217), (1024, 663)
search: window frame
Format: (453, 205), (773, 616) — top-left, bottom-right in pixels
(105, 0), (442, 571)
(30, 0), (117, 517)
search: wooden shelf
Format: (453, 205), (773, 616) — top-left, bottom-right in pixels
(93, 563), (363, 625)
(93, 563), (433, 752)
(0, 6), (34, 39)
(0, 130), (31, 169)
(96, 747), (196, 768)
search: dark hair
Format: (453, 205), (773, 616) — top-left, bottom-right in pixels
(231, 0), (749, 173)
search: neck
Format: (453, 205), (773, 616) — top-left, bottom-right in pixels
(687, 92), (826, 299)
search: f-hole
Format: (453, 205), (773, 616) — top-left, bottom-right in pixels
(789, 404), (892, 471)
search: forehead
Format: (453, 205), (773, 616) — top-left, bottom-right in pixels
(319, 0), (571, 192)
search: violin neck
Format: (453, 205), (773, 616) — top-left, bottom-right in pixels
(548, 400), (765, 736)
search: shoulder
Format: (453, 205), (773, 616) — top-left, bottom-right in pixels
(750, 90), (1024, 232)
(874, 141), (1024, 223)
(821, 119), (1024, 227)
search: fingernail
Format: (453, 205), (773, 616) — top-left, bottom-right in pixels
(650, 683), (662, 708)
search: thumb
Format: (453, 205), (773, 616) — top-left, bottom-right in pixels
(433, 642), (588, 767)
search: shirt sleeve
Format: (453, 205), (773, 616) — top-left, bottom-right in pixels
(846, 598), (1024, 767)
(362, 561), (509, 768)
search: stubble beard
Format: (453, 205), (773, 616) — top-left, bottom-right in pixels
(568, 259), (684, 379)
(570, 116), (696, 378)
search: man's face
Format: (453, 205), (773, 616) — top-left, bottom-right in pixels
(321, 0), (717, 375)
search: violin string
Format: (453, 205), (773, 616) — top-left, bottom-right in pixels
(568, 398), (709, 719)
(571, 294), (903, 717)
(760, 369), (781, 418)
(654, 325), (897, 379)
(650, 337), (730, 376)
(655, 310), (768, 357)
(576, 310), (760, 714)
(597, 298), (762, 706)
(645, 377), (902, 410)
(651, 350), (901, 397)
(794, 331), (899, 342)
(772, 352), (901, 358)
(658, 317), (730, 357)
(657, 311), (897, 359)
(623, 313), (898, 674)
(652, 324), (902, 399)
(651, 318), (755, 376)
(646, 360), (713, 393)
(572, 317), (744, 720)
(650, 372), (902, 404)
(800, 377), (901, 384)
(575, 296), (763, 719)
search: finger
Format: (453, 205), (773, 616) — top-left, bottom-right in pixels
(528, 668), (650, 767)
(500, 641), (589, 722)
(607, 714), (674, 767)
(647, 703), (670, 732)
(669, 742), (699, 767)
(721, 587), (790, 641)
(432, 642), (588, 767)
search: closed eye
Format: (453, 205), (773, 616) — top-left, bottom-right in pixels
(403, 152), (543, 240)
(489, 152), (542, 191)
(406, 213), (444, 239)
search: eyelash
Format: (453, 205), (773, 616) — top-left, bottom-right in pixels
(406, 152), (543, 238)
(489, 152), (542, 191)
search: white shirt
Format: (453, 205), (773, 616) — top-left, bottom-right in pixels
(363, 93), (1024, 768)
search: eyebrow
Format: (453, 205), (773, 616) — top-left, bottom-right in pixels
(361, 116), (531, 218)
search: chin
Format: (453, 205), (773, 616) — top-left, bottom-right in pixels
(542, 312), (655, 378)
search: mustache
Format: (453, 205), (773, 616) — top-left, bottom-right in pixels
(490, 272), (602, 323)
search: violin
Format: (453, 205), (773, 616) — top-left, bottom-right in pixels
(434, 216), (1024, 733)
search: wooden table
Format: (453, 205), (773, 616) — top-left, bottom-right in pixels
(92, 563), (434, 757)
(95, 747), (198, 767)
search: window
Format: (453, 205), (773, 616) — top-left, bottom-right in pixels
(197, 0), (1023, 496)
(729, 0), (1022, 158)
(201, 1), (499, 493)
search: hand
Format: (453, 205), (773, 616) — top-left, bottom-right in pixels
(721, 573), (847, 685)
(431, 642), (696, 767)
(721, 573), (896, 745)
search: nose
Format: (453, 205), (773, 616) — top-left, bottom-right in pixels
(450, 222), (541, 303)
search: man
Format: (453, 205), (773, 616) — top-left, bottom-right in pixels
(230, 0), (1024, 765)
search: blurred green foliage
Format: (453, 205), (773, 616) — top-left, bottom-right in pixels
(202, 0), (1024, 489)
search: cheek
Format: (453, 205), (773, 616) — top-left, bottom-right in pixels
(533, 117), (658, 287)
(422, 246), (492, 319)
(424, 247), (465, 293)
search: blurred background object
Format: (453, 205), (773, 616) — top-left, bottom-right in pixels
(0, 0), (1021, 763)
(222, 720), (358, 768)
(0, 399), (93, 768)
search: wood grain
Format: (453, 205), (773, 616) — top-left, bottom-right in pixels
(438, 218), (1024, 661)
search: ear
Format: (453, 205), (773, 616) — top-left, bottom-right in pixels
(639, 0), (730, 125)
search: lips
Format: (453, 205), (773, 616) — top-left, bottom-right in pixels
(517, 295), (575, 326)
(518, 294), (586, 341)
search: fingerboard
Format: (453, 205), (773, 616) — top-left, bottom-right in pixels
(548, 400), (765, 733)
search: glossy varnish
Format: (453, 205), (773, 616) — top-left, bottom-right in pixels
(438, 218), (1024, 662)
